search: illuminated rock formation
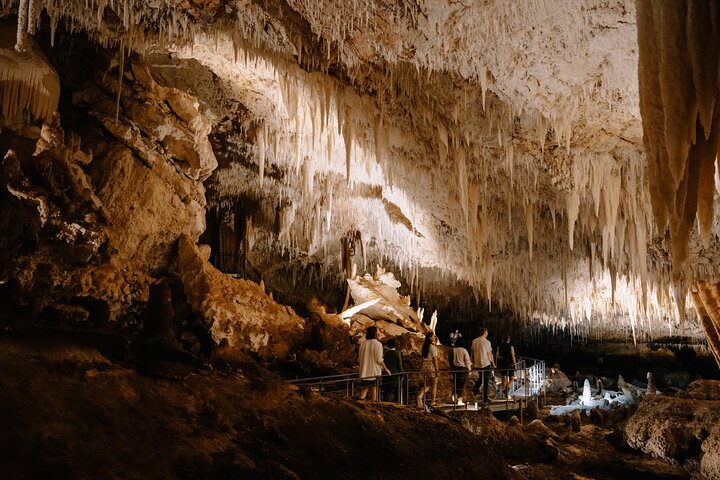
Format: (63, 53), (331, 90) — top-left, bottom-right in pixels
(636, 2), (720, 359)
(178, 234), (305, 360)
(1, 0), (720, 358)
(0, 20), (59, 121)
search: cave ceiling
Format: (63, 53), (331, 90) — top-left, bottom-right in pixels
(2, 0), (720, 340)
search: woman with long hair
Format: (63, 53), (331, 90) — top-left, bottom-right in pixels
(417, 331), (439, 407)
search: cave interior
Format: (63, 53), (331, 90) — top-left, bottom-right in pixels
(2, 1), (720, 479)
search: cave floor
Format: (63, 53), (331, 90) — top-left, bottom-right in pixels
(0, 332), (692, 480)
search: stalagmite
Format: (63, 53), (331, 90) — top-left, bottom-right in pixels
(581, 379), (591, 405)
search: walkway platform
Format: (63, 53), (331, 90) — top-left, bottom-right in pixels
(290, 356), (546, 415)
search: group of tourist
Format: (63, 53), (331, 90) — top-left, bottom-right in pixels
(357, 326), (518, 407)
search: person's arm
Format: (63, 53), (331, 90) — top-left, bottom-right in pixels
(376, 345), (391, 375)
(511, 346), (517, 368)
(464, 349), (472, 370)
(487, 348), (495, 367)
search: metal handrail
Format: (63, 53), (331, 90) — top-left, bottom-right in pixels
(289, 356), (546, 414)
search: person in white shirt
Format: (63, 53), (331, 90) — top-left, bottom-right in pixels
(358, 326), (391, 400)
(451, 337), (473, 405)
(471, 327), (495, 402)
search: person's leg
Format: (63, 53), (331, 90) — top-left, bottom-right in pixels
(417, 375), (427, 406)
(452, 371), (458, 401)
(431, 376), (438, 404)
(472, 369), (481, 396)
(369, 385), (377, 401)
(458, 371), (468, 403)
(358, 386), (369, 399)
(482, 367), (490, 402)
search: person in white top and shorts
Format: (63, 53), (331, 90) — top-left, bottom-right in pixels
(358, 326), (391, 400)
(471, 327), (495, 402)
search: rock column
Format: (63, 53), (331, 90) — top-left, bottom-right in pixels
(691, 282), (720, 369)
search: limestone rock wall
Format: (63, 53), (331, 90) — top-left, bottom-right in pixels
(624, 390), (720, 478)
(1, 47), (217, 324)
(177, 234), (305, 360)
(77, 61), (215, 275)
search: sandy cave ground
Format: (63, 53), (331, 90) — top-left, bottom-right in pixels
(0, 331), (697, 480)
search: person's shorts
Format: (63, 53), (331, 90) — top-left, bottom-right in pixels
(360, 378), (377, 387)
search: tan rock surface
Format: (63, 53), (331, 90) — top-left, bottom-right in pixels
(625, 395), (720, 478)
(177, 234), (305, 360)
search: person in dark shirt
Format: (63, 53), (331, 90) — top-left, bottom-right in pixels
(495, 334), (517, 399)
(382, 338), (404, 402)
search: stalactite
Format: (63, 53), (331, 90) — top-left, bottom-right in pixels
(637, 1), (720, 274)
(27, 0), (39, 35)
(1, 22), (60, 122)
(115, 37), (124, 124)
(524, 201), (534, 260)
(15, 0), (29, 52)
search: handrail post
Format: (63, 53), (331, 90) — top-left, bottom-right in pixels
(406, 372), (409, 406)
(452, 370), (456, 411)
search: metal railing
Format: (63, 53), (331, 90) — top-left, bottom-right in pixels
(290, 357), (545, 417)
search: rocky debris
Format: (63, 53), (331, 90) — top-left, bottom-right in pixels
(570, 410), (582, 433)
(457, 409), (559, 464)
(298, 297), (357, 372)
(686, 379), (720, 400)
(76, 60), (213, 276)
(177, 234), (305, 361)
(347, 267), (429, 334)
(0, 127), (112, 322)
(545, 366), (573, 393)
(0, 335), (522, 480)
(625, 395), (720, 478)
